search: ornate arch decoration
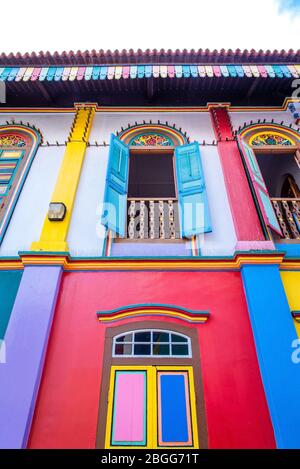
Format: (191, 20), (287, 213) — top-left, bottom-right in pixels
(0, 124), (41, 243)
(238, 123), (300, 148)
(117, 123), (189, 146)
(97, 304), (210, 324)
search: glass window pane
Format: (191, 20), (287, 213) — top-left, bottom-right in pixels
(153, 332), (170, 343)
(171, 334), (188, 343)
(115, 343), (132, 355)
(116, 333), (133, 343)
(153, 344), (170, 355)
(134, 344), (151, 355)
(135, 332), (151, 342)
(171, 344), (189, 356)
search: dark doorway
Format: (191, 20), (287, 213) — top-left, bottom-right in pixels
(128, 152), (176, 199)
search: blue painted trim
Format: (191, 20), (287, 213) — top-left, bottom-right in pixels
(7, 68), (19, 82)
(137, 66), (145, 78)
(241, 264), (300, 448)
(46, 67), (56, 81)
(100, 66), (108, 80)
(0, 68), (12, 81)
(228, 65), (237, 77)
(275, 243), (300, 258)
(92, 66), (101, 80)
(175, 142), (212, 237)
(160, 373), (190, 444)
(54, 67), (64, 81)
(101, 134), (129, 237)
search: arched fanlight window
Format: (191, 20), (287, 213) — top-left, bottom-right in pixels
(0, 125), (41, 243)
(238, 123), (300, 238)
(113, 329), (192, 357)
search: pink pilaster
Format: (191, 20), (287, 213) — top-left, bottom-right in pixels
(209, 105), (274, 251)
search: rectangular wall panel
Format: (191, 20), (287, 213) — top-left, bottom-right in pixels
(111, 371), (146, 446)
(157, 371), (192, 446)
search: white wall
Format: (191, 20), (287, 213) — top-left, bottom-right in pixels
(229, 109), (295, 131)
(89, 111), (216, 144)
(0, 146), (65, 255)
(198, 145), (237, 256)
(0, 113), (75, 143)
(0, 112), (73, 255)
(67, 146), (109, 256)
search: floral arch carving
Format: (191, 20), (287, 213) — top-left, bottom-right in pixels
(239, 123), (300, 147)
(118, 123), (189, 146)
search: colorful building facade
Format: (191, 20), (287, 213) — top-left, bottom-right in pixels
(0, 49), (299, 449)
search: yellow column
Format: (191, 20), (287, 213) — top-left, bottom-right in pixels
(31, 103), (96, 252)
(281, 271), (300, 338)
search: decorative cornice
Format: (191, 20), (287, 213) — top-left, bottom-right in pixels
(2, 252), (300, 271)
(0, 63), (299, 83)
(0, 251), (287, 272)
(97, 303), (210, 324)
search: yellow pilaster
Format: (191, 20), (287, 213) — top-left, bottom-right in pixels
(31, 103), (96, 252)
(281, 271), (300, 338)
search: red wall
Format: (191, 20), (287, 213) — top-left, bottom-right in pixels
(28, 271), (275, 449)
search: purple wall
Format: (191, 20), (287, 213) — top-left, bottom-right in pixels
(111, 240), (191, 256)
(0, 266), (62, 448)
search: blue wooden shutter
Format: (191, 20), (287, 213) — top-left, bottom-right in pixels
(101, 134), (129, 237)
(240, 142), (282, 236)
(175, 142), (212, 238)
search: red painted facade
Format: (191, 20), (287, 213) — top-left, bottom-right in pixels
(210, 107), (265, 242)
(28, 271), (275, 449)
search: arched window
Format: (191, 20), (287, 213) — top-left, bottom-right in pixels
(0, 125), (41, 243)
(97, 321), (208, 449)
(101, 123), (212, 250)
(113, 329), (191, 357)
(238, 124), (300, 240)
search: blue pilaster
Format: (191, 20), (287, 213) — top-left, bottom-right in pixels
(242, 264), (300, 449)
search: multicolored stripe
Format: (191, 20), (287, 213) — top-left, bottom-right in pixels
(0, 64), (299, 82)
(0, 252), (298, 272)
(97, 304), (210, 324)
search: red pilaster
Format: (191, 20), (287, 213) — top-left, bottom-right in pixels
(209, 105), (274, 250)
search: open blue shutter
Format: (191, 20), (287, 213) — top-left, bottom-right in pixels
(175, 142), (212, 238)
(101, 134), (129, 237)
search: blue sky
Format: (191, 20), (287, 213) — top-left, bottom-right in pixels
(278, 0), (300, 12)
(1, 0), (299, 54)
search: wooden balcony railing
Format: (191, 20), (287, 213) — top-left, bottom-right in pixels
(271, 198), (300, 239)
(127, 199), (181, 240)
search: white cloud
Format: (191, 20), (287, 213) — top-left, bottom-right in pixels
(1, 0), (299, 54)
